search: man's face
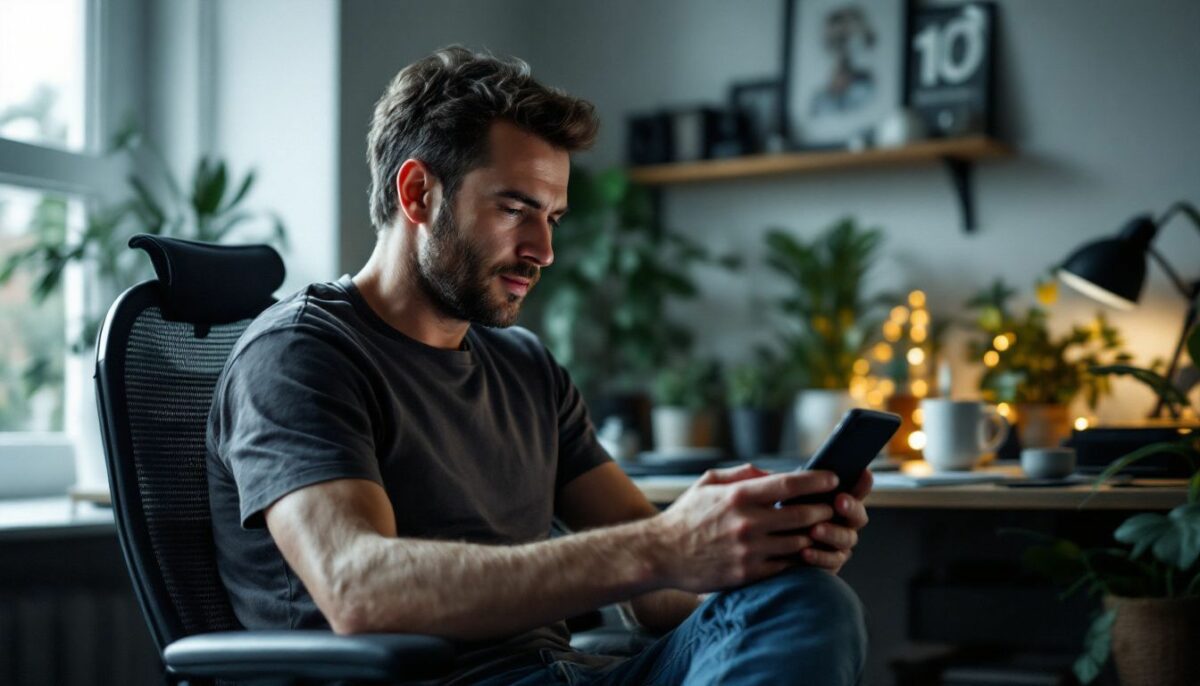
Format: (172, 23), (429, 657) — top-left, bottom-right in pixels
(412, 121), (569, 328)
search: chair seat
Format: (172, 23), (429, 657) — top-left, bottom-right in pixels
(164, 629), (456, 681)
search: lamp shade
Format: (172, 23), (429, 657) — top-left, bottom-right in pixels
(1057, 214), (1157, 310)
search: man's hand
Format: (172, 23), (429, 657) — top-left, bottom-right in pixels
(803, 469), (872, 575)
(648, 464), (839, 592)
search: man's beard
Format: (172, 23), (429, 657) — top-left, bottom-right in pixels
(411, 199), (539, 328)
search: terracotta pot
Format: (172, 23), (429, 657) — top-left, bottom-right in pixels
(1015, 402), (1072, 449)
(1104, 595), (1200, 686)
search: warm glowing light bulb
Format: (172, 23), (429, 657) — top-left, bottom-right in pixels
(907, 347), (926, 366)
(910, 325), (927, 343)
(908, 430), (927, 450)
(911, 379), (928, 397)
(996, 402), (1012, 419)
(983, 350), (1000, 367)
(879, 379), (896, 395)
(1074, 417), (1090, 431)
(883, 321), (902, 341)
(912, 408), (924, 426)
(993, 335), (1010, 351)
(890, 306), (910, 324)
(910, 309), (930, 327)
(853, 358), (870, 376)
(867, 390), (885, 407)
(908, 290), (926, 308)
(873, 342), (893, 362)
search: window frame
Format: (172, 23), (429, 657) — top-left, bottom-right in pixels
(0, 0), (135, 497)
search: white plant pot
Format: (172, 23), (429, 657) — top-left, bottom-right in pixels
(651, 406), (714, 453)
(793, 389), (858, 457)
(66, 346), (108, 498)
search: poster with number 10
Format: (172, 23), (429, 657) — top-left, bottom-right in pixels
(906, 2), (996, 137)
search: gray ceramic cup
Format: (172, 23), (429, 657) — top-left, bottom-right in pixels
(1021, 447), (1077, 479)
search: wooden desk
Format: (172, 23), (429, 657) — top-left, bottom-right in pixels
(630, 468), (1188, 684)
(633, 474), (1189, 510)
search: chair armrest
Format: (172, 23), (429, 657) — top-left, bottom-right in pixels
(163, 629), (455, 681)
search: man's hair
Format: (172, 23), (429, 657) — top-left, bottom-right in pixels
(366, 46), (599, 231)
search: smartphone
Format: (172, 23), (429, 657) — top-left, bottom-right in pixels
(782, 408), (901, 507)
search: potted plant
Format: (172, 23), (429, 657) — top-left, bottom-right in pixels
(725, 350), (791, 462)
(764, 217), (887, 456)
(531, 166), (738, 449)
(0, 123), (287, 496)
(964, 279), (1130, 449)
(1016, 326), (1200, 685)
(650, 358), (723, 453)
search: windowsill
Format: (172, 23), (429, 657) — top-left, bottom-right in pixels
(0, 496), (114, 541)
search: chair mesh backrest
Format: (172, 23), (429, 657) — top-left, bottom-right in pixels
(123, 305), (248, 636)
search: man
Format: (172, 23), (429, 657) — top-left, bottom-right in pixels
(207, 46), (871, 685)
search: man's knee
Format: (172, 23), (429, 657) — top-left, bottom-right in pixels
(727, 566), (867, 649)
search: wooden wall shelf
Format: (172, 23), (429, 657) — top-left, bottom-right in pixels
(627, 135), (1013, 232)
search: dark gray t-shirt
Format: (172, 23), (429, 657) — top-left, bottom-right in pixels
(206, 275), (612, 681)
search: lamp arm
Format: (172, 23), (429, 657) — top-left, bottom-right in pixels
(1147, 248), (1196, 300)
(1150, 201), (1200, 300)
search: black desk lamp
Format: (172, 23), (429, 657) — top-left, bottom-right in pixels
(1056, 201), (1200, 418)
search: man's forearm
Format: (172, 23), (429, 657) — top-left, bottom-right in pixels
(327, 518), (666, 640)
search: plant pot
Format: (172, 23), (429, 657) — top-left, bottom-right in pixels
(651, 406), (714, 452)
(66, 345), (108, 498)
(1104, 594), (1200, 686)
(729, 407), (784, 462)
(589, 391), (652, 456)
(1015, 402), (1072, 449)
(793, 389), (857, 457)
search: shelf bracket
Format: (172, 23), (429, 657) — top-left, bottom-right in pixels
(942, 157), (976, 233)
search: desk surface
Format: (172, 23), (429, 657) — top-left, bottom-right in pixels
(632, 469), (1190, 510)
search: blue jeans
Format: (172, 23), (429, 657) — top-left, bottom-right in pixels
(473, 566), (867, 686)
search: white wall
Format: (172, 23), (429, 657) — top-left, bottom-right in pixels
(333, 0), (1200, 421)
(145, 0), (340, 294)
(211, 0), (339, 293)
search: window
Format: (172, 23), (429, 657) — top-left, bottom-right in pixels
(0, 185), (74, 432)
(0, 0), (114, 497)
(0, 0), (88, 152)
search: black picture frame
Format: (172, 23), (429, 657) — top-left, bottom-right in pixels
(905, 2), (997, 138)
(729, 79), (786, 154)
(782, 0), (909, 148)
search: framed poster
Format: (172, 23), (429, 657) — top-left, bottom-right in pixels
(784, 0), (906, 148)
(906, 2), (996, 137)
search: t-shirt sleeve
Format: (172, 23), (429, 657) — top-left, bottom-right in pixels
(211, 329), (382, 528)
(549, 351), (613, 493)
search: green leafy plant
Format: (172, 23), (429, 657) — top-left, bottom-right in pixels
(1013, 323), (1200, 683)
(764, 217), (887, 390)
(726, 349), (792, 410)
(533, 166), (738, 398)
(0, 121), (288, 363)
(964, 279), (1130, 407)
(652, 358), (722, 411)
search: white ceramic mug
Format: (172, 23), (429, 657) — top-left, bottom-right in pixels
(920, 399), (1010, 471)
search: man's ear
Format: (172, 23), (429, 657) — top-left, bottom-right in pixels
(394, 159), (439, 225)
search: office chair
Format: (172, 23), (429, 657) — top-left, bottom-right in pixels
(94, 234), (454, 684)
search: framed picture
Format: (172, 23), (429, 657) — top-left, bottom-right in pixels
(730, 79), (786, 154)
(783, 0), (907, 148)
(906, 2), (996, 137)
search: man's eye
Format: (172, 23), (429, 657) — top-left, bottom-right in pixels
(502, 207), (522, 217)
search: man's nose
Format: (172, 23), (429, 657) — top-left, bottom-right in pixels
(518, 216), (554, 268)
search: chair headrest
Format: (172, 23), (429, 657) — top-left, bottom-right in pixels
(129, 234), (285, 324)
